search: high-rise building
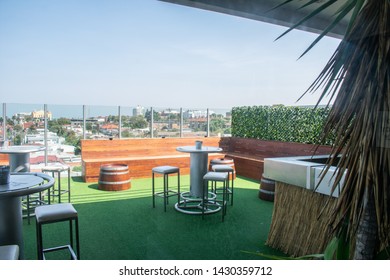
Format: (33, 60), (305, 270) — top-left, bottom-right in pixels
(133, 105), (145, 116)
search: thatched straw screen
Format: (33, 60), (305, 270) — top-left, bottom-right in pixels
(266, 182), (337, 257)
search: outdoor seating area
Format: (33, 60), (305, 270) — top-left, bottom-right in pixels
(81, 137), (332, 182)
(18, 174), (284, 260)
(0, 136), (340, 260)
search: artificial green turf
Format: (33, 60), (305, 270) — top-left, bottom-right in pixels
(22, 175), (286, 260)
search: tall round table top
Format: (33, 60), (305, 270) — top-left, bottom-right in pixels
(0, 173), (54, 198)
(176, 146), (223, 153)
(0, 146), (45, 154)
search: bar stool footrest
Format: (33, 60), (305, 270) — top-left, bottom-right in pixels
(43, 244), (78, 260)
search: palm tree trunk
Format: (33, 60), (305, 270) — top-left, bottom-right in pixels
(354, 186), (378, 259)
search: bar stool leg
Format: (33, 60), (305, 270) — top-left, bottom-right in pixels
(177, 170), (180, 205)
(202, 179), (206, 220)
(164, 173), (168, 212)
(231, 171), (234, 206)
(58, 171), (61, 204)
(152, 172), (156, 208)
(75, 218), (80, 259)
(36, 221), (43, 260)
(223, 179), (228, 221)
(68, 168), (71, 203)
(69, 220), (73, 259)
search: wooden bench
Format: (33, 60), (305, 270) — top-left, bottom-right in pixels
(223, 137), (332, 181)
(81, 137), (225, 182)
(81, 136), (332, 183)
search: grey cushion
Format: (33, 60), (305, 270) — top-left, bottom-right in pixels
(212, 164), (234, 172)
(0, 245), (19, 260)
(35, 203), (78, 223)
(203, 171), (228, 181)
(152, 166), (179, 174)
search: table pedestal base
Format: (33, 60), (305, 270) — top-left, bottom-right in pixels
(175, 191), (221, 215)
(0, 196), (23, 259)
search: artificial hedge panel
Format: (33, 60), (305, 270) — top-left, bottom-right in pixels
(231, 105), (332, 145)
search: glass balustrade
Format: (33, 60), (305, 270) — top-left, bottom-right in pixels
(0, 102), (231, 175)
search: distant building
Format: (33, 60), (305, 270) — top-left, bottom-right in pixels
(70, 118), (98, 127)
(100, 123), (119, 135)
(25, 130), (62, 145)
(13, 112), (31, 120)
(133, 106), (145, 116)
(32, 110), (52, 120)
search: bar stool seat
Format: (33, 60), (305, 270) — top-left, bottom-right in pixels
(211, 164), (235, 205)
(203, 171), (228, 222)
(35, 203), (80, 260)
(0, 245), (19, 260)
(152, 166), (180, 212)
(41, 164), (71, 204)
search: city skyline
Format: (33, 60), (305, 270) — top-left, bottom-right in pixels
(1, 103), (230, 120)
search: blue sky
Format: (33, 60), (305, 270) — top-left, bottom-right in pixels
(0, 0), (341, 109)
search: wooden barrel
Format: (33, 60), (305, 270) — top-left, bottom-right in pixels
(209, 158), (236, 179)
(98, 164), (131, 191)
(259, 174), (275, 202)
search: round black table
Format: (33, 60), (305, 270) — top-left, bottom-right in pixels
(0, 173), (54, 259)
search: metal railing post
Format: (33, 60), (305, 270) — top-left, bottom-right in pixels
(44, 104), (48, 165)
(150, 107), (154, 138)
(2, 103), (6, 144)
(118, 106), (122, 139)
(180, 108), (183, 138)
(207, 108), (210, 137)
(83, 105), (87, 140)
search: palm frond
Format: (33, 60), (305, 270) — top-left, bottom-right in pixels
(274, 0), (337, 42)
(275, 0), (390, 258)
(266, 0), (295, 13)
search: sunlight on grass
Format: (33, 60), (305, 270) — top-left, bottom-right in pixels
(66, 175), (259, 205)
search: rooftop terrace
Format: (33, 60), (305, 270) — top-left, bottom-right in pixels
(20, 175), (284, 260)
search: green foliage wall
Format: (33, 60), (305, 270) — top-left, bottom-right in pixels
(232, 105), (332, 144)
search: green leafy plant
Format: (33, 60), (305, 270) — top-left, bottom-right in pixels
(232, 105), (332, 144)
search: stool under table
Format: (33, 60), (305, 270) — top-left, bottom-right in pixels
(211, 164), (235, 205)
(203, 171), (229, 222)
(35, 203), (80, 260)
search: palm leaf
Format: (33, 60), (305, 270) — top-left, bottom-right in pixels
(275, 0), (390, 259)
(275, 0), (337, 42)
(266, 0), (295, 13)
(298, 3), (355, 58)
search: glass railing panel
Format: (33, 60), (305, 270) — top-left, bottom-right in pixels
(85, 105), (119, 139)
(5, 103), (44, 146)
(153, 107), (181, 138)
(0, 104), (4, 143)
(209, 108), (232, 137)
(1, 103), (45, 172)
(45, 104), (83, 172)
(182, 108), (208, 138)
(120, 106), (149, 138)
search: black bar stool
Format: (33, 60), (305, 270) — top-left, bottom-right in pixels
(35, 203), (80, 260)
(152, 166), (180, 212)
(211, 164), (235, 205)
(203, 171), (228, 222)
(41, 165), (71, 204)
